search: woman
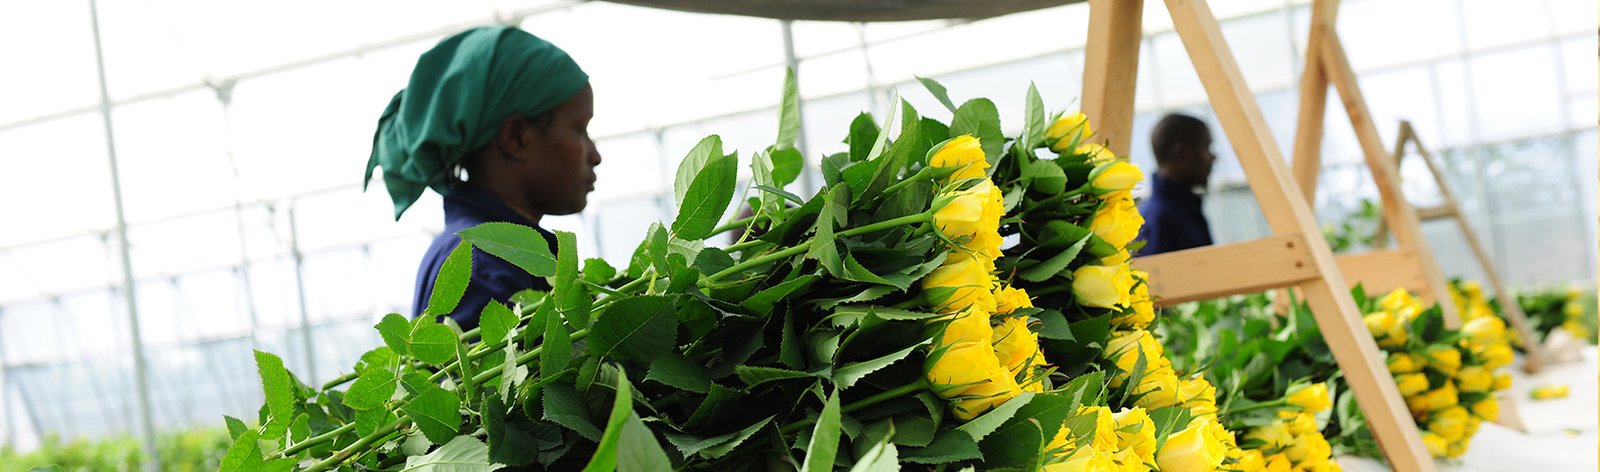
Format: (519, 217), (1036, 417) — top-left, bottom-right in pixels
(365, 26), (601, 331)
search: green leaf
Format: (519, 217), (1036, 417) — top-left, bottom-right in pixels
(459, 222), (557, 277)
(451, 321), (477, 405)
(686, 384), (744, 430)
(223, 416), (248, 440)
(664, 416), (772, 459)
(800, 390), (842, 472)
(807, 185), (848, 277)
(403, 386), (462, 444)
(553, 230), (593, 328)
(426, 241), (474, 317)
(950, 98), (1004, 170)
(403, 435), (498, 472)
(219, 430), (263, 472)
(343, 367), (398, 411)
(617, 410), (673, 471)
(1021, 82), (1046, 150)
(1037, 309), (1072, 341)
(355, 346), (399, 374)
(848, 428), (900, 472)
(675, 135), (723, 205)
(485, 393), (542, 466)
(479, 300), (518, 346)
(777, 68), (802, 149)
(901, 430), (983, 464)
(583, 367), (638, 472)
(957, 392), (1033, 442)
(863, 95), (899, 165)
(1025, 158), (1067, 194)
(979, 393), (1079, 468)
(673, 152), (739, 240)
(734, 365), (826, 388)
(409, 322), (458, 365)
(646, 352), (710, 393)
(355, 407), (396, 438)
(916, 76), (957, 113)
(253, 351), (294, 439)
(1018, 235), (1090, 282)
(543, 383), (604, 441)
(590, 295), (679, 364)
(847, 113), (879, 162)
(742, 275), (820, 314)
(833, 341), (924, 390)
(376, 313), (412, 356)
(771, 147), (804, 187)
(541, 302), (572, 378)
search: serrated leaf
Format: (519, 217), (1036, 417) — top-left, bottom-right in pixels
(979, 393), (1078, 468)
(403, 387), (462, 444)
(1021, 83), (1046, 150)
(253, 351), (293, 439)
(219, 430), (264, 472)
(673, 153), (739, 240)
(675, 135), (723, 205)
(458, 222), (557, 277)
(485, 393), (541, 466)
(343, 367), (398, 411)
(646, 352), (710, 393)
(734, 365), (826, 388)
(553, 231), (593, 328)
(950, 98), (1004, 170)
(540, 303), (572, 377)
(543, 383), (602, 441)
(849, 429), (900, 472)
(771, 147), (804, 187)
(402, 435), (501, 472)
(916, 76), (957, 113)
(800, 390), (842, 472)
(901, 430), (982, 464)
(617, 410), (673, 471)
(583, 258), (618, 285)
(777, 68), (803, 149)
(807, 185), (847, 277)
(833, 341), (924, 390)
(409, 323), (458, 365)
(847, 113), (879, 162)
(742, 275), (819, 314)
(355, 346), (399, 374)
(355, 407), (396, 438)
(1018, 235), (1090, 282)
(590, 296), (678, 364)
(583, 368), (639, 472)
(957, 392), (1034, 442)
(479, 301), (518, 346)
(376, 313), (412, 356)
(426, 241), (474, 316)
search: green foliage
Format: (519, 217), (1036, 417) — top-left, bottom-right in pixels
(1, 428), (233, 472)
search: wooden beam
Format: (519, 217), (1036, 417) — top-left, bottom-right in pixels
(1133, 235), (1319, 305)
(1337, 249), (1429, 298)
(1080, 0), (1143, 156)
(1415, 204), (1456, 221)
(1162, 1), (1435, 470)
(1290, 0), (1339, 201)
(1320, 30), (1461, 328)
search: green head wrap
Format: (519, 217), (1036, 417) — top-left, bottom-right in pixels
(365, 26), (589, 219)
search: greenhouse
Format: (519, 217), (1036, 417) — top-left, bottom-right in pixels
(0, 0), (1594, 470)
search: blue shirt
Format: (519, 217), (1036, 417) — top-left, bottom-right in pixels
(412, 184), (556, 331)
(1136, 174), (1213, 256)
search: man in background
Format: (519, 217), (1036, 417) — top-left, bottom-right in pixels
(1136, 113), (1216, 256)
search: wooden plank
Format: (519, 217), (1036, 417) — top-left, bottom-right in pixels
(1320, 30), (1461, 328)
(1133, 234), (1320, 305)
(1414, 204), (1455, 220)
(1290, 0), (1338, 201)
(1161, 1), (1435, 470)
(1080, 0), (1143, 156)
(1337, 249), (1430, 298)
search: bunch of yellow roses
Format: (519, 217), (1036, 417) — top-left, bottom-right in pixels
(922, 134), (1050, 421)
(1367, 288), (1511, 458)
(1233, 383), (1340, 472)
(1051, 114), (1156, 331)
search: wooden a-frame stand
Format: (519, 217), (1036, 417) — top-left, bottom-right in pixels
(1288, 0), (1462, 332)
(1289, 0), (1547, 373)
(1084, 0), (1436, 470)
(1375, 121), (1553, 373)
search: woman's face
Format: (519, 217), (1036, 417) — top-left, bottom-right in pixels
(518, 85), (600, 216)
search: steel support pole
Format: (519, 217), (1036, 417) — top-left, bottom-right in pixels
(86, 0), (161, 469)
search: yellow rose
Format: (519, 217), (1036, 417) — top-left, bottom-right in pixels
(1405, 394), (1430, 418)
(1157, 417), (1227, 472)
(1091, 161), (1144, 195)
(1079, 406), (1118, 452)
(1234, 449), (1267, 472)
(1425, 381), (1459, 411)
(1077, 143), (1117, 166)
(1178, 377), (1218, 411)
(934, 305), (994, 346)
(1464, 417), (1482, 438)
(1263, 453), (1292, 472)
(1480, 344), (1513, 370)
(1425, 346), (1461, 376)
(1394, 373), (1429, 397)
(1244, 422), (1294, 452)
(1045, 112), (1091, 153)
(1106, 330), (1164, 372)
(1456, 366), (1492, 393)
(1090, 195), (1144, 249)
(1100, 248), (1131, 266)
(1461, 280), (1482, 298)
(1428, 406), (1469, 441)
(1282, 431), (1331, 465)
(1379, 288), (1419, 313)
(1445, 437), (1469, 458)
(923, 253), (998, 314)
(994, 285), (1033, 314)
(1492, 372), (1512, 390)
(925, 341), (1021, 420)
(1421, 431), (1448, 457)
(1363, 311), (1407, 347)
(1114, 447), (1153, 472)
(1113, 407), (1158, 463)
(1073, 264), (1133, 309)
(1132, 364), (1181, 409)
(1387, 352), (1420, 374)
(991, 316), (1045, 376)
(1045, 444), (1116, 472)
(1286, 413), (1318, 436)
(933, 180), (1004, 259)
(1461, 317), (1505, 351)
(1530, 384), (1569, 400)
(1470, 398), (1499, 421)
(929, 135), (988, 183)
(1046, 423), (1075, 458)
(1287, 382), (1332, 413)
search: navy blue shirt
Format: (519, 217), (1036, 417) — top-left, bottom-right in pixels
(412, 184), (556, 331)
(1135, 173), (1213, 256)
